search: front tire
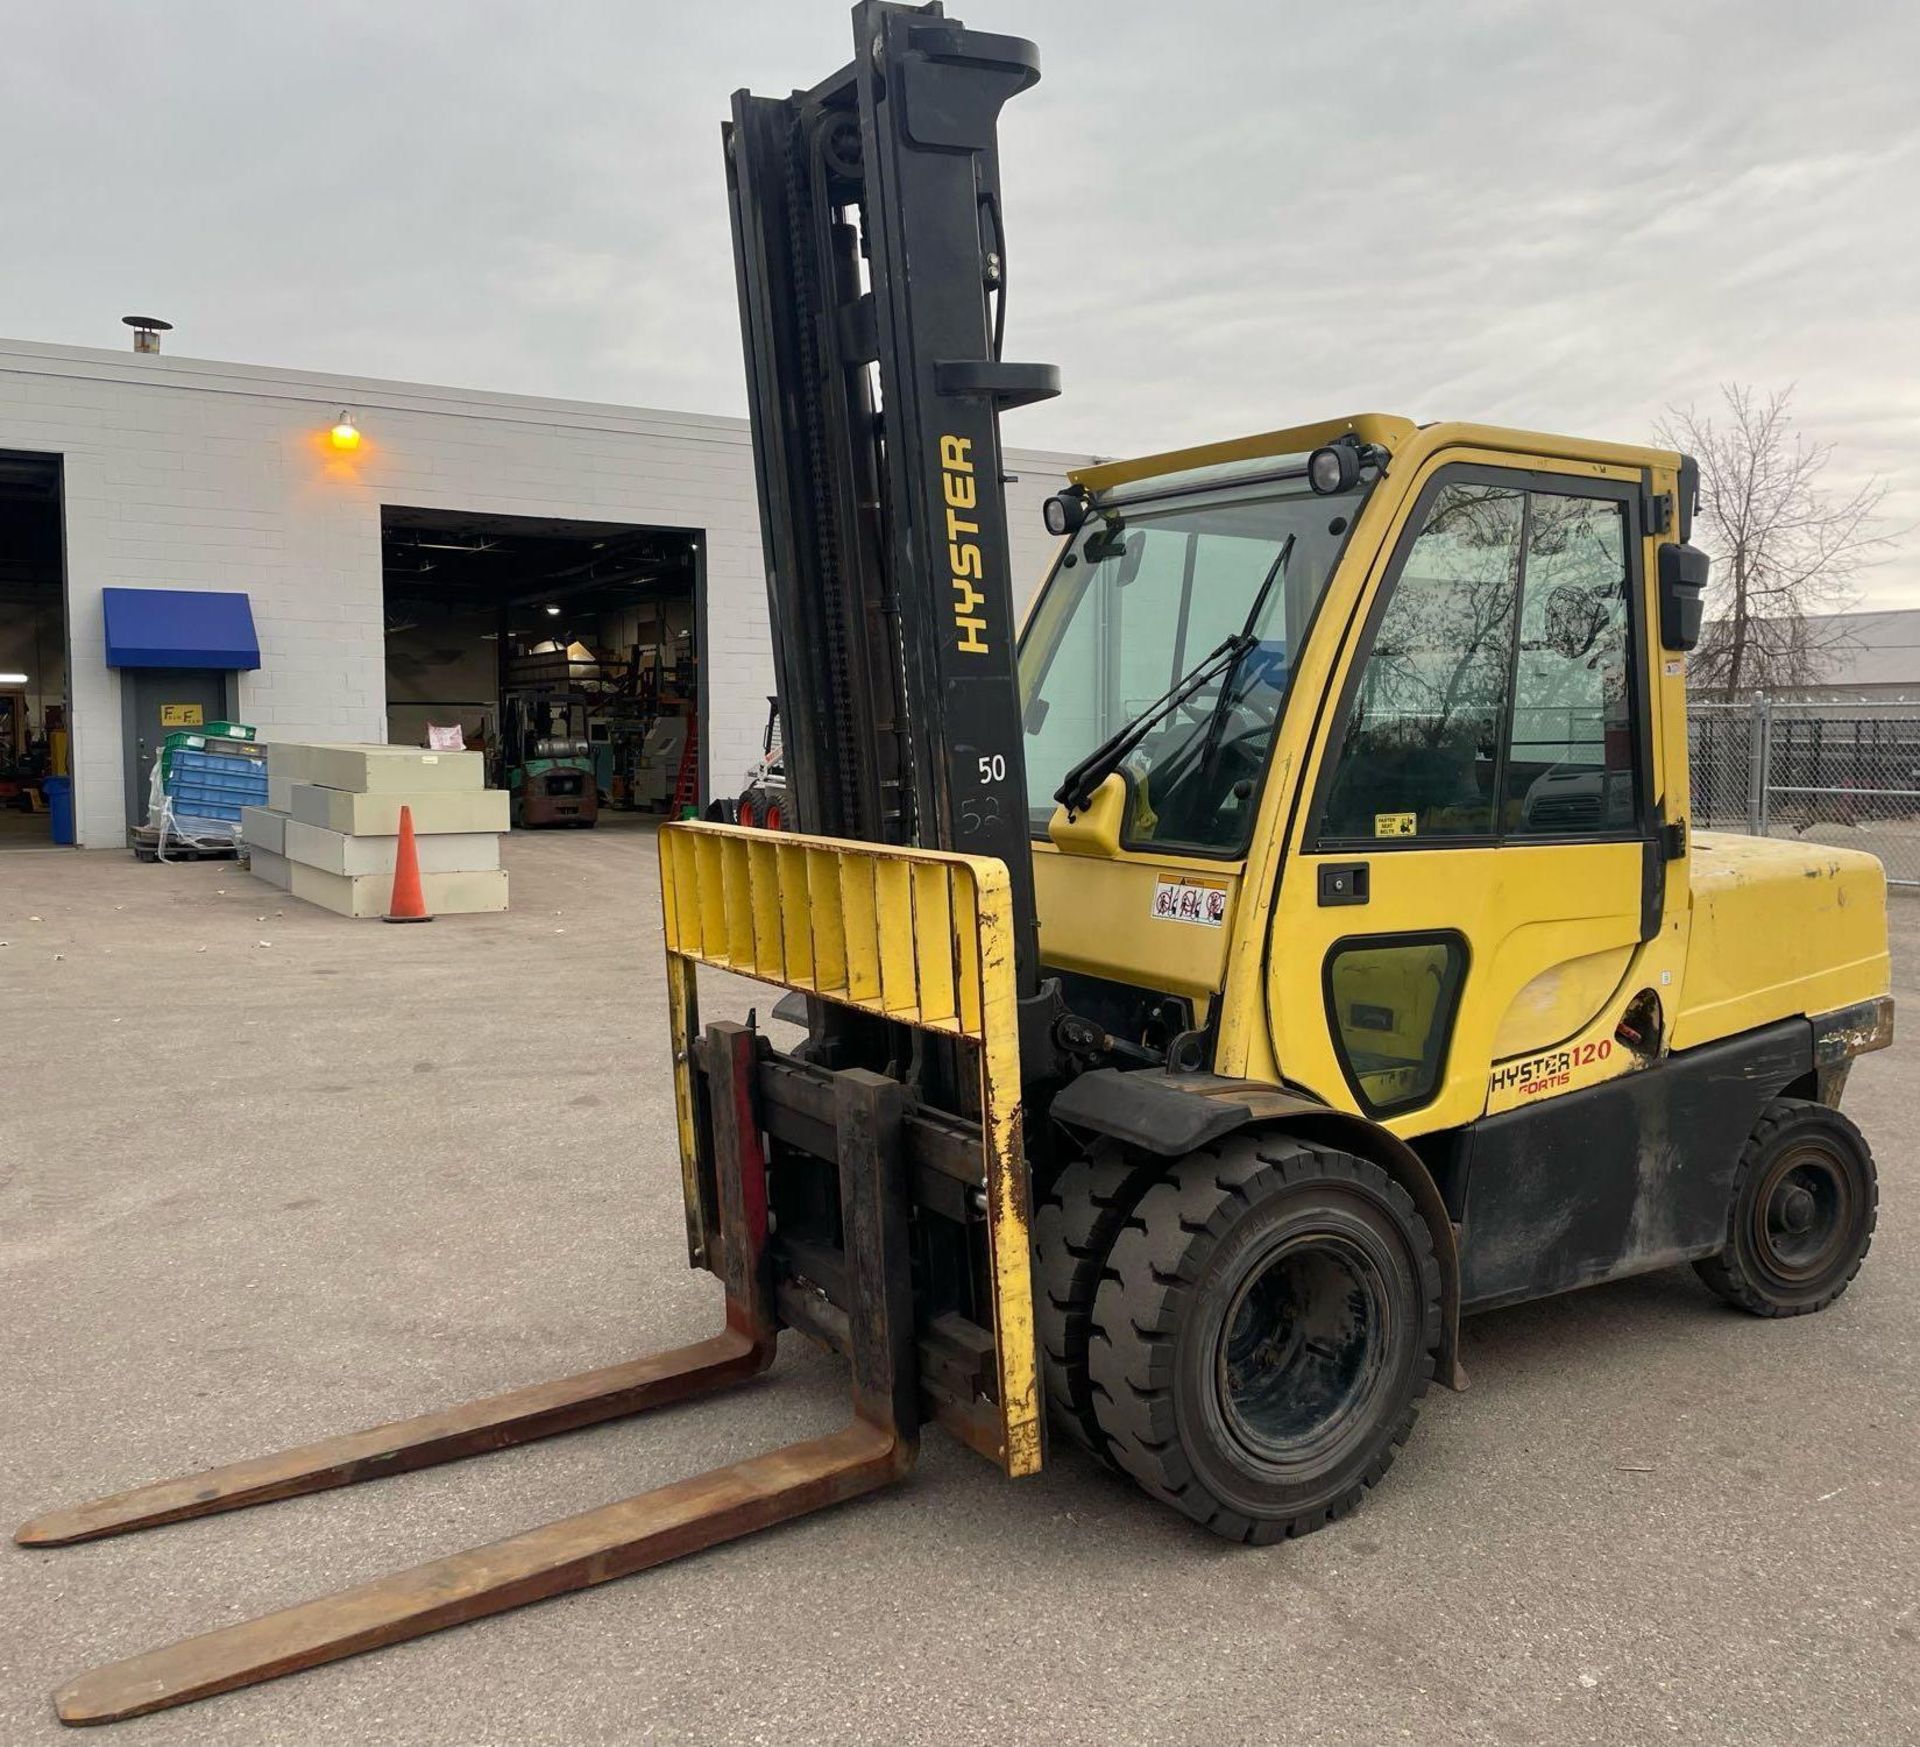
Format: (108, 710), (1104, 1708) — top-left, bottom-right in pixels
(1694, 1098), (1877, 1317)
(1089, 1136), (1441, 1544)
(1034, 1146), (1164, 1460)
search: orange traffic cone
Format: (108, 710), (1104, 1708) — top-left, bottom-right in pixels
(383, 805), (434, 923)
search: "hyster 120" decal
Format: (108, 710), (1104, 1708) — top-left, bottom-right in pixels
(1488, 1037), (1612, 1099)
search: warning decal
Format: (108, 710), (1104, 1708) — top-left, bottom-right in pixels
(1151, 876), (1229, 928)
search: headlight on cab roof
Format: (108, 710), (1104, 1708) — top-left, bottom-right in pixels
(1044, 486), (1091, 537)
(1308, 441), (1362, 495)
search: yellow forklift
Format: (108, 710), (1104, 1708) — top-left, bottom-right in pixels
(18, 2), (1891, 1723)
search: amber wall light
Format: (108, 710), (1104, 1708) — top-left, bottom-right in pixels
(328, 410), (361, 452)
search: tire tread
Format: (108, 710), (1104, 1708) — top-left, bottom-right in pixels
(1033, 1147), (1166, 1460)
(1694, 1097), (1877, 1317)
(1089, 1136), (1442, 1545)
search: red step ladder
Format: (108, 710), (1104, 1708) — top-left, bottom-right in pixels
(670, 717), (700, 817)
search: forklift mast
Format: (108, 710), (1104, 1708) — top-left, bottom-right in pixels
(726, 0), (1055, 997)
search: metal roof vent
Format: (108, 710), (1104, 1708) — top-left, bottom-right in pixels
(122, 315), (173, 355)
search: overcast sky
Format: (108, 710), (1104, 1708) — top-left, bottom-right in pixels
(4, 0), (1916, 599)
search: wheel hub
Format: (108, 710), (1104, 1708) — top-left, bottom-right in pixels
(1215, 1234), (1387, 1468)
(1774, 1184), (1817, 1235)
(1754, 1150), (1851, 1279)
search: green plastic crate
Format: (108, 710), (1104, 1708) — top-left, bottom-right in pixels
(159, 723), (259, 783)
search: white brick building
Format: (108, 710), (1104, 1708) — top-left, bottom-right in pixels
(0, 337), (1088, 848)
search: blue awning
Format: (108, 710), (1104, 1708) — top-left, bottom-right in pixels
(102, 588), (260, 670)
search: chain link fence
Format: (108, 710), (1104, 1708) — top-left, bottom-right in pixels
(1690, 698), (1920, 886)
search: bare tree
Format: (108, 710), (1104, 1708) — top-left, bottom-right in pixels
(1656, 386), (1889, 699)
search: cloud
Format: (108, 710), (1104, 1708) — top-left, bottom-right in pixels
(4, 0), (1916, 597)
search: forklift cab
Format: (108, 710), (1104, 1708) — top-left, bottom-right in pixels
(1019, 415), (1698, 1136)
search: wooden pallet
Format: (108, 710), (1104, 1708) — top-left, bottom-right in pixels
(131, 827), (239, 864)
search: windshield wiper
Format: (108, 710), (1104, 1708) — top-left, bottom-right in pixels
(1051, 534), (1296, 818)
(1195, 533), (1295, 778)
(1052, 633), (1253, 816)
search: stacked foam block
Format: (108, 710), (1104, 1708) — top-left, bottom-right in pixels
(241, 743), (510, 917)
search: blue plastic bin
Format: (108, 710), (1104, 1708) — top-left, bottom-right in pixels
(43, 776), (74, 845)
(166, 747), (268, 820)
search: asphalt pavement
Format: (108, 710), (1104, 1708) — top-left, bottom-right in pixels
(2, 820), (1915, 1746)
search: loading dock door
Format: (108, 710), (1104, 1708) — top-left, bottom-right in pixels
(123, 669), (229, 832)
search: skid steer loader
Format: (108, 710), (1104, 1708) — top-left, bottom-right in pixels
(16, 0), (1892, 1725)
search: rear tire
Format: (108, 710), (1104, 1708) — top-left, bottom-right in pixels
(1033, 1146), (1165, 1460)
(1089, 1135), (1441, 1544)
(1694, 1098), (1877, 1316)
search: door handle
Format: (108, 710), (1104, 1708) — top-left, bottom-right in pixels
(1317, 862), (1369, 907)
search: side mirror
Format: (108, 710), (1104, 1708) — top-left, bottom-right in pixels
(1658, 542), (1709, 651)
(1083, 526), (1145, 589)
(1047, 770), (1128, 858)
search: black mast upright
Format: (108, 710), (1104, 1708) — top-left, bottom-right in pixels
(725, 0), (1055, 998)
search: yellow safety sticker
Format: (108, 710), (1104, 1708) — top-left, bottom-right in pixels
(160, 704), (204, 727)
(1151, 875), (1229, 928)
(1374, 812), (1416, 837)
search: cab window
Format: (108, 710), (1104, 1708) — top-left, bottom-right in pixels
(1506, 494), (1633, 835)
(1316, 475), (1639, 847)
(1318, 483), (1523, 842)
(1325, 933), (1467, 1115)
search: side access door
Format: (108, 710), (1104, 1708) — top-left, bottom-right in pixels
(122, 667), (231, 834)
(1266, 454), (1676, 1149)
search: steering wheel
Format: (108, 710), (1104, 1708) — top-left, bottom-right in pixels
(1171, 674), (1287, 732)
(1171, 690), (1217, 729)
(1213, 724), (1273, 777)
(1236, 685), (1284, 728)
(1140, 718), (1277, 845)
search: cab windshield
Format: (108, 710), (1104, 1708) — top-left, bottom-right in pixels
(1019, 479), (1360, 853)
